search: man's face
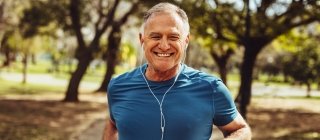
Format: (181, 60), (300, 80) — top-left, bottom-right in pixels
(140, 12), (189, 72)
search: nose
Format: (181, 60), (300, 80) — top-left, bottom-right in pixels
(159, 38), (170, 51)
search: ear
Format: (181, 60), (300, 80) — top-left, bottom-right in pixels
(139, 33), (144, 46)
(185, 34), (190, 49)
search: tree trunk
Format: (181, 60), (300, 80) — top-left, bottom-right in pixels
(22, 53), (28, 84)
(31, 53), (36, 65)
(64, 0), (124, 101)
(306, 82), (311, 98)
(217, 61), (228, 86)
(63, 55), (92, 102)
(236, 46), (261, 119)
(1, 33), (10, 67)
(96, 26), (121, 92)
(283, 74), (289, 83)
(96, 47), (119, 92)
(3, 46), (10, 67)
(210, 49), (233, 87)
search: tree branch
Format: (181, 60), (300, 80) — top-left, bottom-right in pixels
(210, 46), (220, 64)
(118, 1), (139, 25)
(211, 13), (239, 43)
(274, 1), (302, 23)
(98, 0), (120, 35)
(213, 0), (220, 7)
(69, 0), (86, 49)
(244, 0), (251, 38)
(94, 0), (106, 32)
(256, 0), (276, 15)
(90, 0), (120, 48)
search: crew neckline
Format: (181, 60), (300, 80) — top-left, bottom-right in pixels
(140, 63), (185, 85)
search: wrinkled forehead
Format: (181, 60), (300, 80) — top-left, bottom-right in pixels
(143, 11), (187, 35)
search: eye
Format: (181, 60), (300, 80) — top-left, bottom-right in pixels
(169, 36), (179, 41)
(150, 36), (161, 40)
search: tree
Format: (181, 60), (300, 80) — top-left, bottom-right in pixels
(0, 0), (5, 49)
(64, 0), (139, 101)
(278, 26), (320, 97)
(195, 36), (236, 86)
(284, 45), (320, 97)
(185, 42), (216, 71)
(15, 0), (67, 83)
(18, 0), (139, 101)
(190, 0), (320, 118)
(96, 2), (138, 92)
(0, 0), (50, 83)
(20, 0), (79, 75)
(0, 31), (15, 68)
(0, 0), (24, 67)
(255, 45), (283, 83)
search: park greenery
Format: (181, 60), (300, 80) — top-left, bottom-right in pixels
(1, 0), (320, 139)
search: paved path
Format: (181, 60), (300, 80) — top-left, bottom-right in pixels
(74, 119), (106, 140)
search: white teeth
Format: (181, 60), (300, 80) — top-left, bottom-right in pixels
(157, 53), (171, 57)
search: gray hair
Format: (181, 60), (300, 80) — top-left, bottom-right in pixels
(140, 2), (190, 36)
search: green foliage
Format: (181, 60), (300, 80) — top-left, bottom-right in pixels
(284, 42), (320, 84)
(118, 42), (136, 67)
(6, 31), (42, 55)
(258, 23), (320, 86)
(19, 0), (69, 38)
(275, 28), (308, 53)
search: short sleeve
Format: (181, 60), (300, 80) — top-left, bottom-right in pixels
(211, 79), (238, 126)
(107, 78), (115, 122)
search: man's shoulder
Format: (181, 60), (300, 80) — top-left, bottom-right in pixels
(182, 65), (220, 82)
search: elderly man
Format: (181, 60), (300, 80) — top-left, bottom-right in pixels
(103, 2), (251, 140)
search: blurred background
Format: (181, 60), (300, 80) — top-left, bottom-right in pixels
(0, 0), (319, 140)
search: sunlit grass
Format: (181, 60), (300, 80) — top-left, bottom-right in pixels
(53, 72), (103, 83)
(1, 60), (108, 83)
(1, 60), (106, 75)
(0, 78), (65, 95)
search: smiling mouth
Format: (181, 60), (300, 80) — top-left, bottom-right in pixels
(154, 52), (174, 57)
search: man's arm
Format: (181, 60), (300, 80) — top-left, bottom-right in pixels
(102, 118), (118, 140)
(218, 113), (252, 140)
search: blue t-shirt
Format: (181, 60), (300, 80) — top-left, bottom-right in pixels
(107, 64), (238, 140)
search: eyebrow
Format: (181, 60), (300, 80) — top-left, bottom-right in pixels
(148, 32), (181, 37)
(169, 33), (180, 37)
(148, 32), (161, 36)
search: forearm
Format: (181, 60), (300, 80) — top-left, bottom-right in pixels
(103, 131), (117, 140)
(224, 125), (251, 140)
(102, 119), (118, 140)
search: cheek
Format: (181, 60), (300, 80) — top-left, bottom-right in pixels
(175, 44), (185, 54)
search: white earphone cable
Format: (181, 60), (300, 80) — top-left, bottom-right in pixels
(139, 64), (181, 140)
(139, 44), (188, 140)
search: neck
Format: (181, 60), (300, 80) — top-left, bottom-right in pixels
(145, 64), (181, 81)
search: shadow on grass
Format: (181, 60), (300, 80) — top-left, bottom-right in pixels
(249, 108), (320, 140)
(253, 95), (320, 100)
(0, 99), (106, 140)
